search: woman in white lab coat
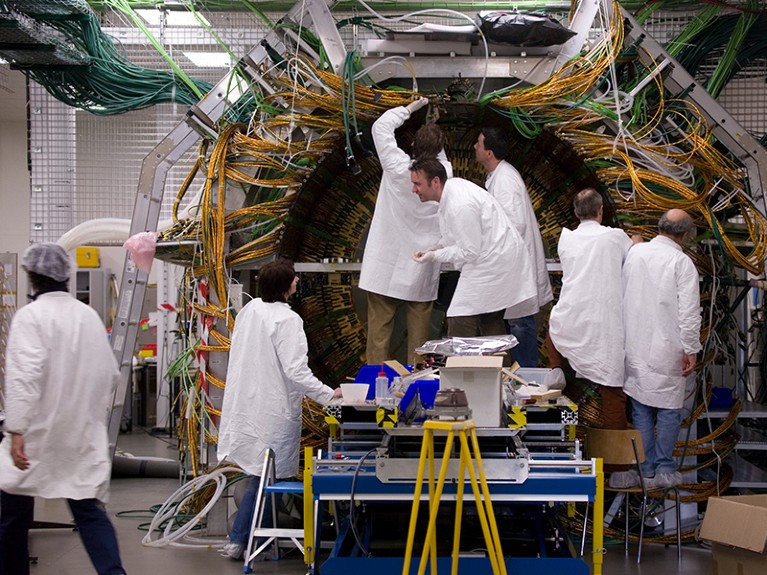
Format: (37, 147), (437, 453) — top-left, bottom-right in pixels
(0, 243), (125, 575)
(217, 258), (341, 560)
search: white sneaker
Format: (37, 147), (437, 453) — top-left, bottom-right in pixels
(219, 542), (244, 560)
(608, 469), (640, 488)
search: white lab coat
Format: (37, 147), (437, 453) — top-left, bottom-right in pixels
(217, 298), (335, 478)
(429, 177), (536, 317)
(548, 220), (633, 387)
(485, 160), (553, 318)
(359, 106), (453, 301)
(623, 236), (702, 409)
(0, 292), (119, 502)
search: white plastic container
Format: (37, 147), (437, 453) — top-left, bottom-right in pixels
(340, 383), (369, 404)
(375, 372), (389, 401)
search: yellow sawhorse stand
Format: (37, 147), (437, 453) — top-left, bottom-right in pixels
(402, 419), (507, 575)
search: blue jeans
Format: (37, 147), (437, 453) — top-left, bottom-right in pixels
(630, 399), (681, 477)
(229, 475), (275, 546)
(0, 491), (125, 575)
(507, 315), (538, 367)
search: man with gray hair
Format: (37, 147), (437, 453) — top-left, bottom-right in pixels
(0, 243), (126, 575)
(548, 189), (634, 427)
(623, 209), (702, 488)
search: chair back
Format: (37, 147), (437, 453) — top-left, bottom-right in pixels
(585, 427), (645, 466)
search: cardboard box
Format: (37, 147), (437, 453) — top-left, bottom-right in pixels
(440, 356), (503, 427)
(699, 495), (767, 575)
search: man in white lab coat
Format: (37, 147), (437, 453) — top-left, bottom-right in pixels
(360, 98), (453, 365)
(623, 209), (701, 489)
(548, 189), (634, 426)
(217, 259), (341, 560)
(547, 189), (638, 487)
(475, 127), (552, 366)
(411, 157), (536, 336)
(0, 243), (126, 575)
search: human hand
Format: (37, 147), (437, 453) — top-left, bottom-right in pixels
(333, 387), (343, 399)
(413, 250), (436, 263)
(10, 433), (30, 471)
(681, 353), (696, 376)
(630, 233), (644, 245)
(406, 97), (429, 114)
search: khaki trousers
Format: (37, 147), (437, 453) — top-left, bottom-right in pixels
(366, 292), (433, 365)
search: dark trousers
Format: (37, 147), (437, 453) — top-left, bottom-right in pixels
(0, 491), (126, 575)
(447, 309), (506, 337)
(230, 474), (288, 549)
(507, 314), (538, 367)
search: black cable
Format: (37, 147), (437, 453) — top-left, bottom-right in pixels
(348, 446), (377, 557)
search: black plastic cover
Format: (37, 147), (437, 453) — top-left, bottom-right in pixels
(477, 12), (576, 47)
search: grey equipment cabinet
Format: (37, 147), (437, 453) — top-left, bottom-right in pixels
(73, 268), (111, 324)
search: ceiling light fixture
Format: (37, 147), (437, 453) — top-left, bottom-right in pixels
(135, 8), (210, 27)
(183, 51), (231, 68)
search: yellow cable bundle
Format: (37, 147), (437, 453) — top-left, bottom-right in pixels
(199, 124), (241, 331)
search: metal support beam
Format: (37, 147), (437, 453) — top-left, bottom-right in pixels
(359, 0), (607, 87)
(359, 55), (558, 83)
(544, 0), (604, 84)
(304, 0), (345, 73)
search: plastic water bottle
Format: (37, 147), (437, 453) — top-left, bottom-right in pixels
(390, 376), (403, 395)
(375, 369), (389, 401)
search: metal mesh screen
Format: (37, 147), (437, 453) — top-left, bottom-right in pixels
(643, 10), (767, 141)
(29, 89), (75, 241)
(29, 9), (272, 242)
(0, 65), (10, 93)
(718, 61), (767, 140)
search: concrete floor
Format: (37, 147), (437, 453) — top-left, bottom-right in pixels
(22, 428), (713, 575)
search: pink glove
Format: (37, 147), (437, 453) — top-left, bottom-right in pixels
(123, 231), (159, 273)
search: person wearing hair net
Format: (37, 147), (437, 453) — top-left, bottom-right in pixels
(0, 244), (126, 575)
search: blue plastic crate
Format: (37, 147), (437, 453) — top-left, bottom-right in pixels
(710, 387), (734, 410)
(400, 380), (439, 410)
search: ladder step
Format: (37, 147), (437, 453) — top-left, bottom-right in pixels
(252, 528), (303, 538)
(265, 481), (303, 494)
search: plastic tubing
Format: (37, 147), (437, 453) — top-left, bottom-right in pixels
(57, 187), (205, 251)
(141, 465), (243, 549)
